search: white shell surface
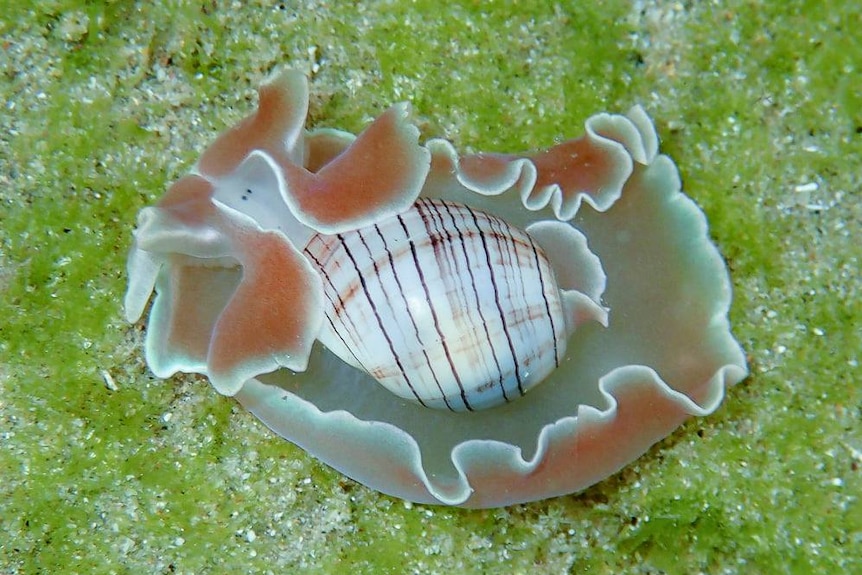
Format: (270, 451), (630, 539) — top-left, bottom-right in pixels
(303, 198), (567, 411)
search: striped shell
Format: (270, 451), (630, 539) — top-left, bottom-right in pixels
(303, 198), (568, 411)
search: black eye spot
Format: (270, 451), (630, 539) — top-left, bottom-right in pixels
(241, 188), (253, 201)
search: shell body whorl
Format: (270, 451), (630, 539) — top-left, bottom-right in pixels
(303, 198), (568, 411)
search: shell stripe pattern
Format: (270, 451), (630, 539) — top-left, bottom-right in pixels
(303, 198), (566, 412)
